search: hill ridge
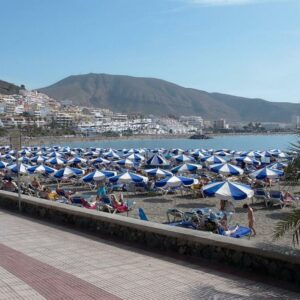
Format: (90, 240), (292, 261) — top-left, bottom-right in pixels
(36, 73), (300, 122)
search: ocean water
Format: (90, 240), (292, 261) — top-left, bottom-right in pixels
(58, 134), (298, 151)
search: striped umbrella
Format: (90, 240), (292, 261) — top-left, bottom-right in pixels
(173, 154), (195, 163)
(81, 170), (117, 182)
(171, 163), (202, 174)
(90, 157), (111, 165)
(1, 154), (16, 161)
(203, 181), (254, 200)
(116, 159), (135, 168)
(249, 167), (284, 180)
(7, 163), (29, 174)
(27, 164), (56, 175)
(155, 175), (194, 188)
(47, 151), (62, 158)
(201, 155), (226, 165)
(214, 150), (231, 157)
(67, 157), (87, 165)
(126, 153), (145, 162)
(46, 157), (67, 166)
(54, 167), (84, 179)
(146, 154), (169, 166)
(235, 156), (261, 165)
(109, 171), (148, 184)
(18, 149), (31, 156)
(209, 163), (244, 176)
(268, 162), (288, 170)
(191, 150), (206, 159)
(30, 155), (48, 164)
(0, 161), (8, 169)
(103, 149), (120, 160)
(144, 168), (173, 178)
(17, 156), (30, 164)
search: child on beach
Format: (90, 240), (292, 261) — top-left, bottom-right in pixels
(243, 204), (256, 237)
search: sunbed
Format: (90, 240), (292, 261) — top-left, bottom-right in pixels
(268, 190), (283, 208)
(218, 226), (251, 239)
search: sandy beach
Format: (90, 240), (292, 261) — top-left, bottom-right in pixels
(120, 185), (300, 252)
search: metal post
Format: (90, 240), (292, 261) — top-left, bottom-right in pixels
(11, 129), (22, 212)
(17, 152), (21, 212)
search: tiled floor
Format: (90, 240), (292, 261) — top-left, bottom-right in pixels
(0, 209), (299, 299)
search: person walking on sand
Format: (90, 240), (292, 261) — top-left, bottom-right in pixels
(243, 204), (256, 236)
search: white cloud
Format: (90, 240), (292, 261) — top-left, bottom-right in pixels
(187, 0), (268, 6)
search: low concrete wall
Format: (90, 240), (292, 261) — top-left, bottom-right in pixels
(1, 191), (300, 285)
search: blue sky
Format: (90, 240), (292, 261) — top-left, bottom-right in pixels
(0, 0), (299, 102)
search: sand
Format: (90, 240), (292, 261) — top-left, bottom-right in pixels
(120, 185), (300, 252)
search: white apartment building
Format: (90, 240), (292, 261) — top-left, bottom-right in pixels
(55, 113), (74, 127)
(179, 116), (204, 128)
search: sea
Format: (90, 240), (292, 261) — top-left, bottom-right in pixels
(57, 134), (298, 151)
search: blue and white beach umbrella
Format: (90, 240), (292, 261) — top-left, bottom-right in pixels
(47, 151), (62, 158)
(103, 149), (120, 160)
(173, 154), (195, 163)
(83, 150), (99, 157)
(241, 151), (260, 158)
(171, 163), (202, 174)
(203, 181), (254, 200)
(155, 175), (195, 188)
(116, 159), (135, 168)
(109, 171), (148, 184)
(90, 157), (111, 165)
(81, 170), (117, 182)
(201, 155), (226, 165)
(268, 162), (288, 170)
(7, 163), (28, 174)
(209, 163), (244, 176)
(27, 164), (56, 175)
(17, 156), (30, 164)
(278, 152), (288, 159)
(235, 156), (261, 165)
(144, 168), (173, 178)
(46, 157), (67, 166)
(126, 153), (145, 162)
(30, 155), (48, 164)
(54, 167), (84, 179)
(214, 150), (231, 157)
(0, 161), (8, 169)
(258, 151), (272, 158)
(191, 150), (206, 159)
(18, 149), (31, 156)
(171, 148), (185, 155)
(67, 157), (87, 165)
(146, 154), (169, 166)
(249, 167), (284, 180)
(1, 154), (16, 161)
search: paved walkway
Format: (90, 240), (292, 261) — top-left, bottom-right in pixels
(0, 210), (299, 299)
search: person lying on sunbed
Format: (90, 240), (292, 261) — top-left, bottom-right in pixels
(282, 191), (298, 206)
(217, 220), (239, 237)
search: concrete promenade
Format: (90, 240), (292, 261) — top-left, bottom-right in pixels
(0, 209), (299, 300)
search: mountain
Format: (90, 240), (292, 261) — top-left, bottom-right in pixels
(0, 80), (21, 95)
(39, 73), (300, 122)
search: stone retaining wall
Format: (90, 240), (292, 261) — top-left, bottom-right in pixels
(0, 191), (300, 285)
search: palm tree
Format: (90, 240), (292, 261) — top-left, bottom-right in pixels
(273, 210), (300, 246)
(273, 136), (300, 246)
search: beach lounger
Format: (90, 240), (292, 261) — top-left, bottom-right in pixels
(218, 226), (251, 239)
(168, 221), (197, 229)
(268, 190), (283, 208)
(254, 188), (269, 207)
